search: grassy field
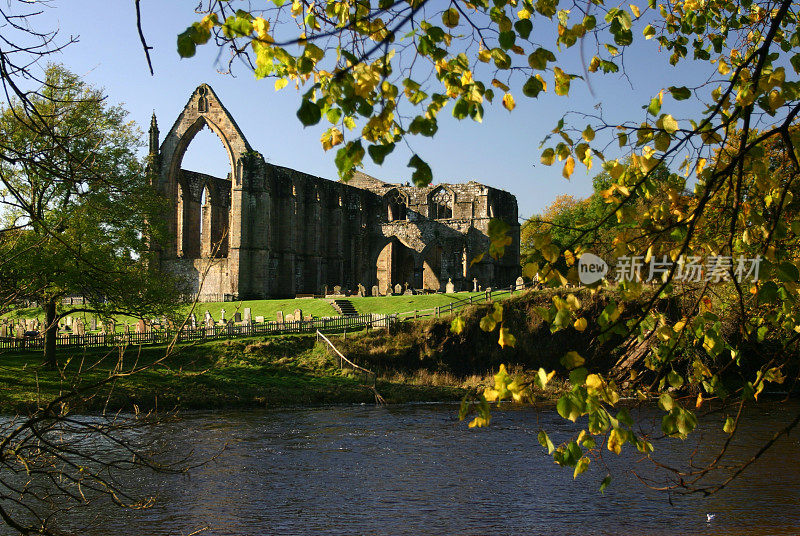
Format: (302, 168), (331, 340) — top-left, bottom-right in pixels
(3, 291), (516, 330)
(0, 334), (467, 413)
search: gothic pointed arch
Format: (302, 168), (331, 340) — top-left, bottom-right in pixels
(158, 84), (252, 256)
(384, 188), (408, 222)
(428, 186), (454, 219)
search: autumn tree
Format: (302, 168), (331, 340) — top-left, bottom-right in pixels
(170, 0), (800, 494)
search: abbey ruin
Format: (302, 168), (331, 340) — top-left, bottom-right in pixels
(147, 85), (520, 300)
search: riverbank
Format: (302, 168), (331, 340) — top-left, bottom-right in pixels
(0, 335), (482, 414)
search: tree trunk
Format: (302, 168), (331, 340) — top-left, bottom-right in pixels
(44, 298), (58, 369)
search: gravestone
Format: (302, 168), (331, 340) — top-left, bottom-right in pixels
(403, 288), (413, 295)
(65, 316), (73, 327)
(371, 285), (379, 297)
(276, 310), (284, 323)
(234, 312), (242, 323)
(294, 309), (303, 323)
(135, 319), (146, 334)
(255, 315), (265, 323)
(107, 320), (116, 334)
(74, 321), (85, 336)
(323, 285), (329, 297)
(472, 278), (478, 292)
(285, 313), (294, 322)
(15, 323), (24, 339)
(243, 308), (252, 323)
(515, 276), (525, 290)
(445, 278), (455, 294)
(333, 285), (342, 295)
(394, 283), (402, 295)
(304, 315), (313, 321)
(90, 317), (98, 332)
(204, 310), (212, 323)
(219, 308), (226, 324)
(189, 313), (197, 329)
(0, 323), (7, 338)
(357, 283), (366, 297)
(205, 316), (215, 329)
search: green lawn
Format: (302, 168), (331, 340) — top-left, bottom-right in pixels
(2, 289), (523, 331)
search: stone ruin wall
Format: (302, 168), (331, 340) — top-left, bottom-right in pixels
(148, 84), (521, 301)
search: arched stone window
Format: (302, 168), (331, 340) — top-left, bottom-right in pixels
(386, 189), (408, 221)
(429, 187), (453, 219)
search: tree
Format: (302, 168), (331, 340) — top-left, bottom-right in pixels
(173, 0), (800, 494)
(0, 65), (185, 368)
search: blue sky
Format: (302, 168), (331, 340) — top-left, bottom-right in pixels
(41, 1), (707, 219)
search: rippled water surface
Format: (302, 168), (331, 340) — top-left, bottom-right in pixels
(11, 401), (800, 535)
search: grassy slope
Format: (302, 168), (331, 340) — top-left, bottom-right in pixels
(0, 335), (465, 413)
(4, 292), (509, 329)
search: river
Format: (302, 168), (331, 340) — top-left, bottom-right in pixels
(4, 401), (800, 535)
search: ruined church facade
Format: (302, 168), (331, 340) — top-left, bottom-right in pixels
(147, 85), (520, 301)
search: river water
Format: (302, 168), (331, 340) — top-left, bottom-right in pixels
(7, 401), (800, 535)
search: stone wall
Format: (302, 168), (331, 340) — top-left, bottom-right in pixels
(149, 84), (521, 300)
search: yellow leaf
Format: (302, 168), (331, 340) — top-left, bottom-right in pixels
(478, 48), (491, 63)
(718, 58), (731, 76)
(492, 78), (510, 92)
(502, 92), (516, 111)
(554, 66), (571, 96)
(607, 428), (624, 455)
(483, 388), (499, 402)
(291, 0), (303, 17)
(586, 373), (603, 390)
(274, 78), (289, 91)
(582, 125), (595, 142)
(499, 327), (516, 348)
(660, 114), (678, 134)
(522, 262), (539, 278)
(469, 415), (490, 428)
(574, 317), (588, 331)
(562, 156), (575, 179)
(768, 90), (785, 111)
(629, 3), (641, 17)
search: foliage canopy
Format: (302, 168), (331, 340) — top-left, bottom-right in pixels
(0, 65), (183, 366)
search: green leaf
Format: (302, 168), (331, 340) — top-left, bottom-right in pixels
(560, 351), (585, 370)
(647, 95), (661, 116)
(556, 395), (581, 422)
(408, 154), (433, 187)
(177, 28), (198, 58)
(522, 76), (544, 98)
(297, 99), (322, 126)
(599, 475), (612, 493)
(669, 86), (692, 100)
(367, 143), (395, 165)
(480, 314), (497, 332)
(667, 370), (684, 389)
(528, 47), (555, 70)
(538, 430), (555, 453)
(514, 19), (533, 39)
(777, 262), (799, 282)
(442, 8), (460, 28)
(569, 367), (588, 386)
(573, 456), (590, 478)
(658, 392), (674, 411)
(723, 416), (735, 434)
(499, 31), (516, 50)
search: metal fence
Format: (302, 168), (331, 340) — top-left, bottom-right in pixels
(0, 313), (397, 352)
